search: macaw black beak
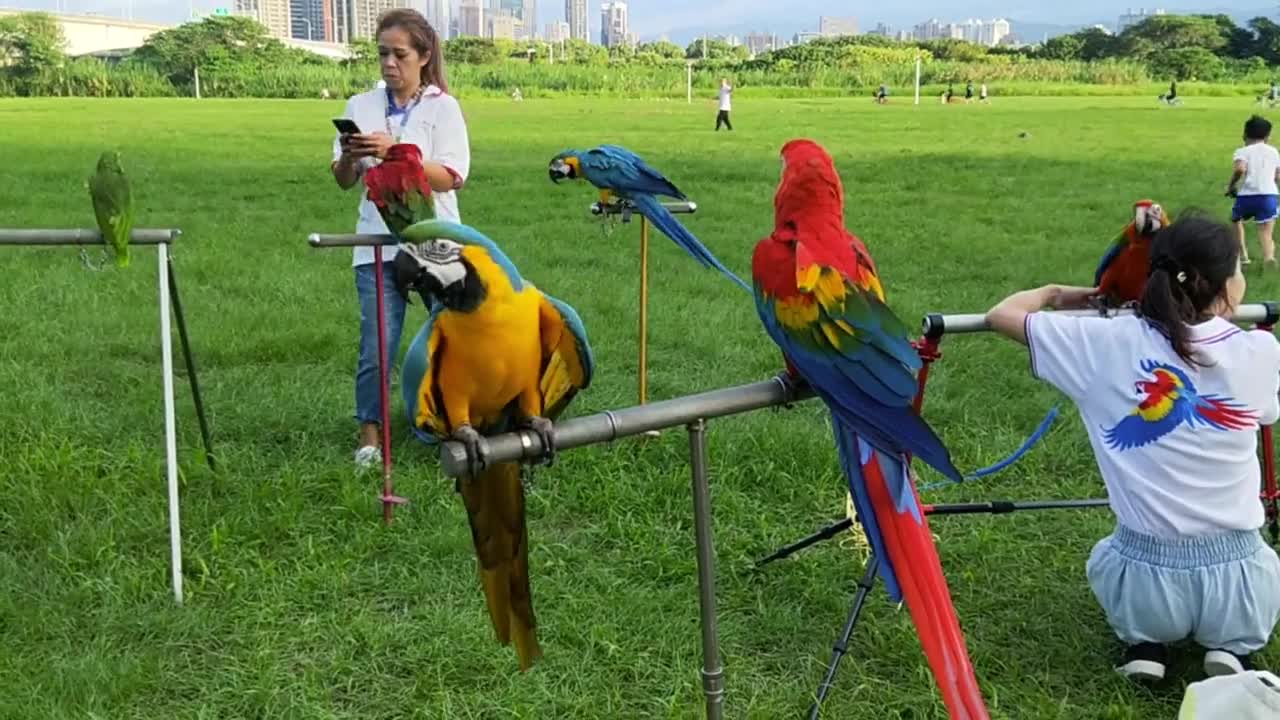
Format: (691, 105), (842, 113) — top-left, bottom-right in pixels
(392, 248), (427, 305)
(549, 168), (562, 183)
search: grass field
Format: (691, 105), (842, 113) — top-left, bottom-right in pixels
(2, 95), (1279, 719)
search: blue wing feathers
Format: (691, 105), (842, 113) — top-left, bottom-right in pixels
(1095, 242), (1122, 286)
(402, 308), (442, 447)
(629, 194), (751, 292)
(836, 420), (905, 601)
(541, 291), (595, 387)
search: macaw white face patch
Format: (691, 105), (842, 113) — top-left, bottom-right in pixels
(1137, 204), (1164, 234)
(419, 238), (468, 288)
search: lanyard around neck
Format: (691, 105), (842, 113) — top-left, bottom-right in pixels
(384, 85), (426, 139)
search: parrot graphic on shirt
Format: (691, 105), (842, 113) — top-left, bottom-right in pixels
(751, 138), (990, 719)
(364, 143), (435, 237)
(1102, 359), (1258, 450)
(1090, 200), (1169, 312)
(396, 218), (593, 672)
(87, 150), (134, 268)
(547, 144), (751, 292)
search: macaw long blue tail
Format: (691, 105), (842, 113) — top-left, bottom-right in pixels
(918, 404), (1060, 492)
(628, 193), (751, 292)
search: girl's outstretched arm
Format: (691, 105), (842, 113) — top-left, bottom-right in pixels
(986, 285), (1098, 345)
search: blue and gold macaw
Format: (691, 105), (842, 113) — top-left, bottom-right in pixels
(547, 144), (751, 291)
(395, 219), (594, 672)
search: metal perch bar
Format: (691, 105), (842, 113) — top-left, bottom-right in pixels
(922, 302), (1278, 336)
(308, 233), (397, 248)
(590, 199), (697, 216)
(439, 374), (811, 477)
(0, 229), (181, 245)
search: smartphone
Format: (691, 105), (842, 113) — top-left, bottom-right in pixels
(332, 117), (362, 136)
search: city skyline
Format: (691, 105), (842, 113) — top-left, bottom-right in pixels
(7, 1), (1278, 44)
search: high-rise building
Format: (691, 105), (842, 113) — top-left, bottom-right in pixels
(913, 18), (945, 41)
(341, 0), (414, 40)
(289, 0), (332, 40)
(565, 0), (587, 42)
(234, 0), (293, 38)
(818, 16), (858, 37)
(793, 30), (820, 45)
(599, 0), (627, 48)
(489, 12), (517, 39)
(745, 31), (775, 56)
(424, 0), (450, 38)
(546, 20), (570, 42)
(1118, 7), (1165, 32)
(459, 0), (484, 36)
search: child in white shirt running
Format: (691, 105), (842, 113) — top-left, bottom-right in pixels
(986, 213), (1280, 682)
(1226, 114), (1280, 269)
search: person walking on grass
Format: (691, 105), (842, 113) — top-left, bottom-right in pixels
(1226, 114), (1280, 271)
(987, 214), (1280, 684)
(330, 8), (471, 470)
(715, 78), (733, 131)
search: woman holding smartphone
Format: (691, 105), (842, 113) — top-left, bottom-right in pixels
(331, 8), (471, 469)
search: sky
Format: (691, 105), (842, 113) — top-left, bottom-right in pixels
(5, 1), (1276, 41)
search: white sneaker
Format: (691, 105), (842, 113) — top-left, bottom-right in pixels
(1204, 649), (1252, 677)
(354, 445), (382, 471)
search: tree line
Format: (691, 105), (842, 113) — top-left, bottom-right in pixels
(2, 11), (1279, 98)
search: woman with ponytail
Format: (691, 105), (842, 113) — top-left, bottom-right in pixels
(986, 213), (1280, 686)
(330, 9), (471, 469)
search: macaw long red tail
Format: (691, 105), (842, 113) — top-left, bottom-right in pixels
(459, 461), (541, 671)
(835, 417), (989, 719)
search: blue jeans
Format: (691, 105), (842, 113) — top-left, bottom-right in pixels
(354, 262), (407, 426)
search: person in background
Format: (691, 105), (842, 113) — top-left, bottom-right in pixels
(331, 8), (471, 469)
(1226, 114), (1280, 270)
(715, 78), (733, 131)
(875, 83), (889, 104)
(965, 80), (974, 102)
(980, 82), (989, 103)
(986, 214), (1280, 683)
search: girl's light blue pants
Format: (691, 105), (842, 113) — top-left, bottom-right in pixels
(1087, 524), (1280, 655)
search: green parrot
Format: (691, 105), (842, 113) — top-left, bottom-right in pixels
(87, 150), (134, 268)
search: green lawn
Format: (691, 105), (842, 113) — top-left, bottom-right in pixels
(1, 95), (1278, 719)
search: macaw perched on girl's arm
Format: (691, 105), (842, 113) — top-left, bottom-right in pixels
(751, 139), (989, 719)
(547, 144), (751, 291)
(1090, 199), (1169, 312)
(364, 143), (435, 236)
(395, 219), (593, 672)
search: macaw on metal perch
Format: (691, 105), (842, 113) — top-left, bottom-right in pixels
(751, 138), (1027, 720)
(395, 219), (594, 672)
(548, 143), (750, 292)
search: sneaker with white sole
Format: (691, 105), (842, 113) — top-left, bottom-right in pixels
(1118, 642), (1168, 682)
(355, 445), (382, 471)
(1205, 649), (1255, 677)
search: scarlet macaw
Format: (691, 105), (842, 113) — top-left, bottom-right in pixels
(396, 219), (594, 671)
(364, 143), (435, 236)
(1091, 200), (1169, 311)
(547, 144), (751, 291)
(751, 139), (988, 719)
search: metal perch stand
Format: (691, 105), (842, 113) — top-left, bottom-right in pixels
(590, 199), (698, 410)
(437, 302), (1280, 719)
(308, 232), (408, 525)
(0, 227), (215, 606)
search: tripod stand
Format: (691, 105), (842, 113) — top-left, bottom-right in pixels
(754, 497), (1110, 719)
